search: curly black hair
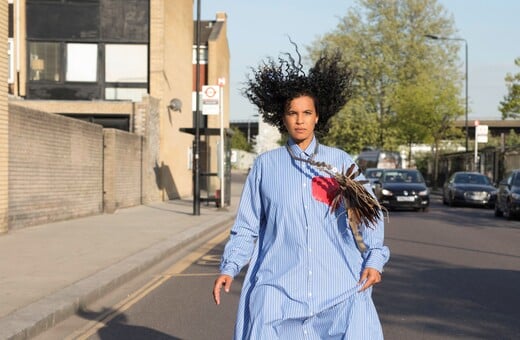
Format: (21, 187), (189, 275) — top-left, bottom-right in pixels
(242, 44), (356, 135)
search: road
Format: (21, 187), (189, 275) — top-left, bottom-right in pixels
(35, 193), (520, 340)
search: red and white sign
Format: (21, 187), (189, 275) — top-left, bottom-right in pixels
(218, 77), (226, 87)
(476, 125), (488, 143)
(202, 85), (220, 115)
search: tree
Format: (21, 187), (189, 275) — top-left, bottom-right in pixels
(499, 57), (520, 119)
(229, 127), (252, 152)
(393, 70), (462, 183)
(308, 0), (463, 155)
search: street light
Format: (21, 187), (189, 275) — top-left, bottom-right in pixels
(425, 34), (469, 152)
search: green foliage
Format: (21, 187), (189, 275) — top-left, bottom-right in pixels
(499, 58), (520, 119)
(485, 129), (520, 148)
(230, 127), (252, 152)
(308, 0), (463, 154)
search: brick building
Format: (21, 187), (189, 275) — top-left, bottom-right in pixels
(3, 0), (229, 231)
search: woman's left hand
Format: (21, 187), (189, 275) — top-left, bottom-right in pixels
(358, 267), (382, 292)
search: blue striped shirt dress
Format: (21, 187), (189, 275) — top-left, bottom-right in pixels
(220, 137), (390, 339)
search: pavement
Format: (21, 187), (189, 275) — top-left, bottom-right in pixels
(0, 172), (245, 340)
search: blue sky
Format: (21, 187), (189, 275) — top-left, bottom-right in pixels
(200, 0), (520, 122)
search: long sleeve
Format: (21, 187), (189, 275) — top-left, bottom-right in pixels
(356, 173), (390, 273)
(219, 160), (262, 278)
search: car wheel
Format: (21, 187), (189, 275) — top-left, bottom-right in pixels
(422, 207), (429, 212)
(494, 203), (503, 217)
(442, 193), (448, 205)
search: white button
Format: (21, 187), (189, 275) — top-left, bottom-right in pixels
(304, 205), (308, 209)
(309, 270), (312, 275)
(308, 292), (312, 297)
(303, 183), (306, 187)
(303, 330), (308, 335)
(308, 248), (312, 252)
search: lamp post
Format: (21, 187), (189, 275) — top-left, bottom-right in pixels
(425, 34), (469, 152)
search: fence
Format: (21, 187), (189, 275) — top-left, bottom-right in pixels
(435, 146), (520, 187)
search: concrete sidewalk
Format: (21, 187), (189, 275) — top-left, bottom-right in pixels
(0, 175), (243, 340)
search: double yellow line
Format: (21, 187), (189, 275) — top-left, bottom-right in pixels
(68, 229), (229, 340)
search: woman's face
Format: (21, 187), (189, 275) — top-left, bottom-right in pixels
(283, 95), (318, 150)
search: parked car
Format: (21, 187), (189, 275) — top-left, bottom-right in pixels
(373, 169), (429, 211)
(494, 169), (520, 219)
(442, 171), (497, 208)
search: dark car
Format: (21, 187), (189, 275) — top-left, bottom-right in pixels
(442, 171), (497, 208)
(494, 169), (520, 219)
(373, 169), (429, 211)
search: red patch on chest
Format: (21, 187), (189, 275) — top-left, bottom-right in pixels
(312, 176), (340, 206)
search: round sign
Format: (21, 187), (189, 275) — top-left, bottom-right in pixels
(204, 87), (217, 97)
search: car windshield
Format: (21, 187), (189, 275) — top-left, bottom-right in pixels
(365, 169), (383, 179)
(383, 170), (423, 183)
(454, 173), (491, 185)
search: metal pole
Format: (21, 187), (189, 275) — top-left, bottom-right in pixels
(219, 84), (225, 208)
(464, 40), (469, 152)
(247, 120), (251, 144)
(474, 134), (478, 171)
(424, 35), (469, 152)
(193, 0), (201, 215)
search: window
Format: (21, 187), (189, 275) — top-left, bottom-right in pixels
(66, 43), (97, 82)
(29, 42), (61, 82)
(7, 39), (14, 84)
(105, 44), (147, 83)
(105, 88), (147, 102)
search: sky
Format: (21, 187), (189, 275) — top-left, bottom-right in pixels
(200, 0), (520, 122)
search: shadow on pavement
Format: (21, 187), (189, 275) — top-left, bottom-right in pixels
(77, 307), (181, 340)
(375, 254), (520, 339)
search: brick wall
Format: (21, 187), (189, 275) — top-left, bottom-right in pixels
(135, 96), (162, 203)
(103, 129), (143, 213)
(8, 104), (104, 229)
(0, 3), (8, 233)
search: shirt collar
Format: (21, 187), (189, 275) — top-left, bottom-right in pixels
(287, 136), (317, 158)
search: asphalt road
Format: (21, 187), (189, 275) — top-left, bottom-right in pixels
(36, 194), (520, 340)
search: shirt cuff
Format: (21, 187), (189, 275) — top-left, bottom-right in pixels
(364, 249), (389, 273)
(220, 263), (239, 278)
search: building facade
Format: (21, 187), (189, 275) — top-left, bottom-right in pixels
(1, 2), (9, 233)
(4, 0), (230, 230)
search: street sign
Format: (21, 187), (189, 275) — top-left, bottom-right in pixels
(476, 125), (488, 143)
(218, 77), (226, 86)
(202, 85), (220, 115)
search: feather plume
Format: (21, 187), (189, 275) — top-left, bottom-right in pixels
(308, 161), (384, 252)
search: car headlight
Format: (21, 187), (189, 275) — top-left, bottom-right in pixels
(381, 189), (393, 196)
(418, 189), (429, 196)
(511, 193), (520, 200)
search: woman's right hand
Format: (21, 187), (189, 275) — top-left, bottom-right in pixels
(213, 274), (233, 305)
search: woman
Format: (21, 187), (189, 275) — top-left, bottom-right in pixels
(213, 49), (390, 339)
